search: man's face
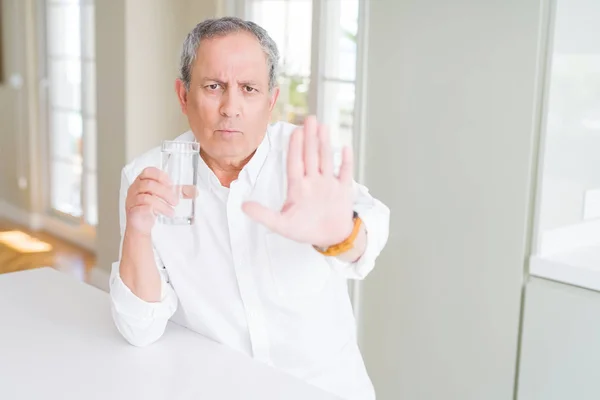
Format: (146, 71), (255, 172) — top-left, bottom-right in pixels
(176, 32), (279, 163)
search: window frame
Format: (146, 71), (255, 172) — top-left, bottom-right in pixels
(230, 0), (369, 315)
(231, 0), (367, 154)
(528, 0), (600, 292)
(36, 0), (97, 250)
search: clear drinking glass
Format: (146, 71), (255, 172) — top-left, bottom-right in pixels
(158, 140), (200, 225)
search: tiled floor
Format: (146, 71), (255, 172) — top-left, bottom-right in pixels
(0, 219), (96, 281)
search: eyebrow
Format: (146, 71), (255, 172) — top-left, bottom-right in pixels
(239, 80), (260, 87)
(200, 78), (261, 86)
(200, 77), (225, 84)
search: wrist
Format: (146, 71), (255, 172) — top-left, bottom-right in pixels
(314, 212), (361, 256)
(335, 221), (367, 263)
(124, 226), (152, 240)
(315, 218), (354, 249)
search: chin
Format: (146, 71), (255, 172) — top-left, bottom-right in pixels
(215, 144), (246, 159)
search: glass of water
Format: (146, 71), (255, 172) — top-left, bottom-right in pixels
(158, 140), (200, 225)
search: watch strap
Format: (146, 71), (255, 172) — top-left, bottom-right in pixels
(313, 212), (361, 257)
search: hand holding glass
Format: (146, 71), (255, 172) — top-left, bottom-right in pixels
(158, 140), (199, 225)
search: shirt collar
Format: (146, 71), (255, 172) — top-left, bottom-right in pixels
(242, 128), (271, 186)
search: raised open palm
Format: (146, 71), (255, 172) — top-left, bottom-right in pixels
(242, 116), (355, 248)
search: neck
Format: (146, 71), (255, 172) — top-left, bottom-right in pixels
(201, 149), (256, 188)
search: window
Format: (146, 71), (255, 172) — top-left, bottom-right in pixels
(317, 0), (360, 148)
(240, 0), (362, 148)
(530, 0), (600, 291)
(233, 0), (366, 308)
(41, 0), (97, 227)
(249, 0), (312, 126)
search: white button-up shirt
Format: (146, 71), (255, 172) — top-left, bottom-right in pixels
(109, 121), (390, 400)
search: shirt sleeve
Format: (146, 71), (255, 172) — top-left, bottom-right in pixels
(325, 149), (391, 279)
(325, 181), (391, 280)
(109, 167), (178, 347)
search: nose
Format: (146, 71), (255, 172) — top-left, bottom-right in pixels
(219, 89), (241, 118)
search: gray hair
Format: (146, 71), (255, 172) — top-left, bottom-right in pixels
(179, 17), (280, 92)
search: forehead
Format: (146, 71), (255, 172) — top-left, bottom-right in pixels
(194, 32), (269, 82)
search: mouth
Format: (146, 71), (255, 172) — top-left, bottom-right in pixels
(215, 129), (242, 139)
(215, 129), (241, 134)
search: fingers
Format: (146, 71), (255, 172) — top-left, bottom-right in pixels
(318, 124), (333, 176)
(179, 185), (198, 199)
(128, 167), (179, 205)
(290, 116), (336, 179)
(241, 201), (283, 234)
(138, 167), (171, 187)
(137, 179), (179, 206)
(133, 194), (175, 217)
(303, 116), (319, 176)
(287, 127), (304, 181)
(126, 167), (181, 219)
(337, 146), (354, 185)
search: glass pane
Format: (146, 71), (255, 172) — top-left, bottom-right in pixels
(322, 81), (355, 148)
(83, 61), (96, 116)
(534, 0), (600, 256)
(51, 160), (83, 218)
(282, 0), (312, 76)
(250, 1), (286, 51)
(82, 5), (95, 60)
(322, 0), (359, 81)
(83, 117), (96, 171)
(46, 4), (81, 57)
(49, 58), (82, 111)
(271, 75), (310, 125)
(84, 172), (98, 226)
(250, 0), (312, 76)
(49, 110), (83, 164)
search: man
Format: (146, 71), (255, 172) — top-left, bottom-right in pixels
(109, 16), (390, 400)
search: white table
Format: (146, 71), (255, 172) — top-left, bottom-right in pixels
(0, 268), (339, 400)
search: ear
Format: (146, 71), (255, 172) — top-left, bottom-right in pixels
(175, 79), (188, 115)
(268, 86), (280, 112)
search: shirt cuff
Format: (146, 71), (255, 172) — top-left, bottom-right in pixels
(325, 207), (384, 279)
(109, 262), (177, 321)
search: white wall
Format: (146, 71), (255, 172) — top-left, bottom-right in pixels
(518, 277), (600, 400)
(96, 0), (127, 272)
(125, 0), (196, 160)
(0, 0), (40, 213)
(0, 0), (25, 207)
(96, 0), (221, 272)
(358, 0), (546, 398)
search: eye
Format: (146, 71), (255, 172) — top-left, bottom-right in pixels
(244, 86), (257, 93)
(206, 83), (221, 90)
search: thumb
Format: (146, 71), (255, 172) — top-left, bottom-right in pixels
(180, 185), (198, 199)
(242, 201), (282, 233)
